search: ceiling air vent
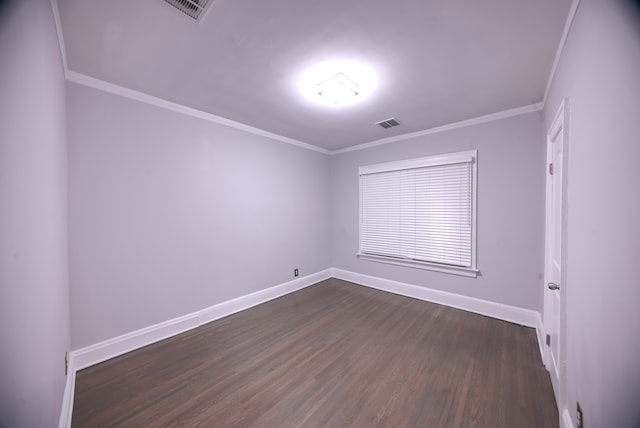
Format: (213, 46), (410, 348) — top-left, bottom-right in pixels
(376, 118), (400, 129)
(164, 0), (213, 21)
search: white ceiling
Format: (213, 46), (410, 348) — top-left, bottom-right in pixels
(57, 0), (571, 151)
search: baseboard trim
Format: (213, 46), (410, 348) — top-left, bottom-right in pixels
(59, 268), (331, 427)
(57, 353), (76, 428)
(562, 408), (575, 428)
(59, 267), (544, 427)
(71, 312), (200, 372)
(197, 270), (331, 325)
(331, 268), (541, 329)
(71, 269), (331, 371)
(535, 311), (545, 361)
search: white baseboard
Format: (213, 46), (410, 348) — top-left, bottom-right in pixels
(72, 311), (200, 372)
(535, 311), (545, 361)
(58, 268), (331, 427)
(59, 267), (544, 427)
(562, 408), (575, 428)
(57, 353), (76, 428)
(331, 268), (541, 329)
(197, 270), (328, 324)
(71, 269), (331, 371)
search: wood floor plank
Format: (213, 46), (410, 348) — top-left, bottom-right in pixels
(72, 278), (558, 427)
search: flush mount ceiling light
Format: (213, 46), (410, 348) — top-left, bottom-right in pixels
(299, 61), (376, 107)
(317, 72), (359, 104)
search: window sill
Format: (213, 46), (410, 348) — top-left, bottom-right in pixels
(356, 253), (479, 278)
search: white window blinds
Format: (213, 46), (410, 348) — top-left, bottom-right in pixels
(359, 151), (477, 274)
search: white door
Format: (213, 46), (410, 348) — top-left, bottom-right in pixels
(544, 101), (566, 405)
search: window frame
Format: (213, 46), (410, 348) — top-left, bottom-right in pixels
(357, 150), (479, 278)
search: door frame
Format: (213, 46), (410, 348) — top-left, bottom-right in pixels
(544, 97), (570, 415)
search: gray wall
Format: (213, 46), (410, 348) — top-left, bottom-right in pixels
(67, 82), (331, 349)
(0, 0), (71, 426)
(543, 1), (640, 427)
(330, 112), (546, 311)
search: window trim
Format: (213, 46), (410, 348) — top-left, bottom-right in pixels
(357, 150), (479, 278)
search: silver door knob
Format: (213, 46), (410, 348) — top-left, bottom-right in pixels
(548, 282), (560, 290)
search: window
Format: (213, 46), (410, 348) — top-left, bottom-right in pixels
(358, 150), (478, 277)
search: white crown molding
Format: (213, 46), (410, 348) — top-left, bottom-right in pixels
(330, 103), (543, 155)
(50, 0), (68, 74)
(67, 68), (544, 156)
(331, 268), (541, 329)
(65, 71), (330, 155)
(51, 0), (324, 153)
(51, 0), (562, 158)
(51, 0), (324, 155)
(542, 0), (581, 109)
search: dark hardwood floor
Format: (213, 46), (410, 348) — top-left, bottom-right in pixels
(72, 278), (558, 427)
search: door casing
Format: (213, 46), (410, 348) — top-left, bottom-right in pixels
(544, 98), (570, 416)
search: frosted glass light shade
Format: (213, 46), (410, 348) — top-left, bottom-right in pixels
(317, 73), (359, 104)
(298, 61), (376, 107)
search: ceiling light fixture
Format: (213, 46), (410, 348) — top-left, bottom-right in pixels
(317, 72), (359, 104)
(298, 61), (376, 107)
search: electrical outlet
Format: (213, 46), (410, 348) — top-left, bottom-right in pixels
(577, 401), (584, 428)
(294, 268), (299, 277)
